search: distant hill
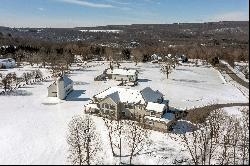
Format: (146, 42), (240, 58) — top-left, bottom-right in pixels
(0, 21), (248, 44)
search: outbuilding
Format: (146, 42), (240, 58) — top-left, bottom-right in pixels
(47, 75), (73, 100)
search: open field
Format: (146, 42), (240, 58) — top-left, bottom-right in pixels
(0, 61), (248, 164)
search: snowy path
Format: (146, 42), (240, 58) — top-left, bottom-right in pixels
(185, 102), (249, 124)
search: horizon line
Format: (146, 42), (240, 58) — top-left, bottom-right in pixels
(0, 20), (249, 29)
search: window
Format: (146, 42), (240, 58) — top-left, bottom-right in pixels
(122, 111), (125, 116)
(148, 120), (154, 125)
(157, 98), (163, 103)
(129, 105), (133, 109)
(150, 111), (156, 116)
(105, 104), (109, 109)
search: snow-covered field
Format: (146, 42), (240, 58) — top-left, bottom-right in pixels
(0, 61), (248, 164)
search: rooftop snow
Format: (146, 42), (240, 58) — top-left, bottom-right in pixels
(106, 68), (137, 76)
(49, 75), (73, 89)
(145, 113), (174, 123)
(144, 115), (171, 123)
(95, 87), (144, 104)
(94, 87), (162, 104)
(85, 103), (99, 110)
(146, 102), (166, 112)
(0, 58), (15, 63)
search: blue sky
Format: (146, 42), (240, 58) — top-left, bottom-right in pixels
(0, 0), (249, 28)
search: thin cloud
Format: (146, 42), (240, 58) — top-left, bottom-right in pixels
(212, 11), (249, 21)
(105, 0), (131, 10)
(38, 7), (45, 11)
(58, 0), (114, 8)
(105, 0), (130, 5)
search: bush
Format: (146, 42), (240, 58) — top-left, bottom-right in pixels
(209, 56), (219, 66)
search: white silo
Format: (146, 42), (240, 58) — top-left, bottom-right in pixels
(57, 76), (65, 100)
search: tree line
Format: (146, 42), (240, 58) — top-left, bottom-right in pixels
(0, 33), (248, 69)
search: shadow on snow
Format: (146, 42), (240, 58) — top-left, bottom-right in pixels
(65, 90), (91, 101)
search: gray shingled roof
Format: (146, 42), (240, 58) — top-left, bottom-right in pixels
(107, 91), (120, 104)
(141, 87), (163, 103)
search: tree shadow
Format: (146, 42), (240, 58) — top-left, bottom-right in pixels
(171, 120), (197, 134)
(0, 90), (33, 96)
(19, 86), (34, 89)
(138, 79), (152, 83)
(175, 68), (193, 71)
(32, 82), (44, 85)
(172, 79), (205, 83)
(199, 65), (212, 68)
(120, 147), (171, 158)
(65, 90), (91, 101)
(42, 103), (58, 105)
(82, 69), (98, 72)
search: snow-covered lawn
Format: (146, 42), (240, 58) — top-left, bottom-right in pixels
(0, 61), (248, 164)
(128, 62), (248, 110)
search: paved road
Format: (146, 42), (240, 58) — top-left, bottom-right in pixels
(183, 102), (249, 124)
(218, 62), (249, 89)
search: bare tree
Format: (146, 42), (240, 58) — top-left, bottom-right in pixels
(195, 59), (198, 67)
(1, 72), (17, 92)
(22, 72), (32, 85)
(103, 117), (116, 157)
(131, 48), (143, 65)
(63, 49), (74, 70)
(161, 63), (172, 79)
(67, 115), (102, 165)
(104, 118), (124, 163)
(240, 108), (249, 165)
(34, 70), (43, 81)
(113, 119), (123, 163)
(125, 120), (151, 165)
(175, 108), (249, 165)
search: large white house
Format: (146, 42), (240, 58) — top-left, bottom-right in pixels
(47, 75), (73, 100)
(86, 87), (174, 131)
(106, 68), (138, 82)
(0, 58), (16, 68)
